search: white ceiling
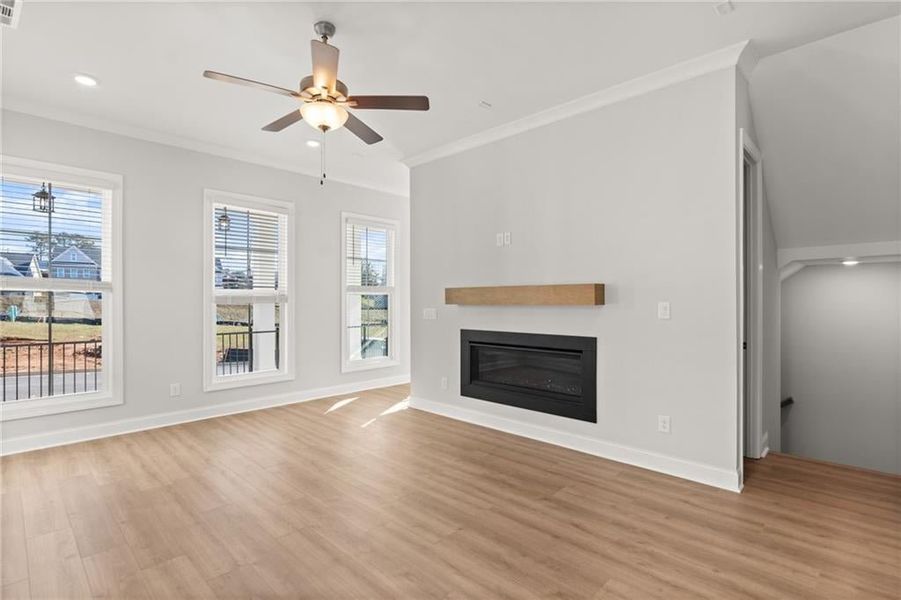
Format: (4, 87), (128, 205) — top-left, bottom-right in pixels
(751, 15), (900, 249)
(3, 2), (900, 196)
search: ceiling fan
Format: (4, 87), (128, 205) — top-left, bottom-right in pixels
(203, 21), (429, 146)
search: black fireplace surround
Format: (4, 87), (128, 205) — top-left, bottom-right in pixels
(460, 330), (597, 423)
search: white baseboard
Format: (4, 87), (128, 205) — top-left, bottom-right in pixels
(410, 396), (741, 493)
(1, 375), (410, 456)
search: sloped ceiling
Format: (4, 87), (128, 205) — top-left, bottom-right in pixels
(750, 16), (900, 249)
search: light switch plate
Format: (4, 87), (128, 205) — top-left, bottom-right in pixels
(503, 232), (511, 246)
(169, 383), (181, 398)
(657, 415), (671, 434)
(496, 233), (504, 247)
(657, 301), (671, 320)
(422, 307), (437, 320)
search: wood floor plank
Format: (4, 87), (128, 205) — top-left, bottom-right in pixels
(26, 528), (92, 599)
(0, 491), (29, 587)
(82, 545), (152, 599)
(1, 384), (899, 599)
(1, 577), (31, 600)
(141, 555), (217, 600)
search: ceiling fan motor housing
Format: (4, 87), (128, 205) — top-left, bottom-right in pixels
(299, 75), (348, 101)
(314, 21), (336, 41)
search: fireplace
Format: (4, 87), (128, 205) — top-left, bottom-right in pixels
(461, 330), (597, 422)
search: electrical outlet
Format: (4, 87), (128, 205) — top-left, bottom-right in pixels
(422, 307), (437, 320)
(503, 232), (511, 246)
(657, 415), (671, 434)
(657, 301), (671, 320)
(169, 383), (181, 398)
(440, 377), (448, 390)
(496, 233), (504, 247)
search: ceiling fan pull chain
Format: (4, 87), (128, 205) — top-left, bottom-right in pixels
(320, 129), (327, 186)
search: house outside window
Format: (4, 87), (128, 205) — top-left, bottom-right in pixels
(0, 157), (123, 420)
(341, 213), (399, 372)
(203, 190), (295, 391)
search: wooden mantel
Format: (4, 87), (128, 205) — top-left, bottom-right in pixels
(445, 284), (605, 306)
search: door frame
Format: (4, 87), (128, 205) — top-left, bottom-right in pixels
(738, 129), (765, 477)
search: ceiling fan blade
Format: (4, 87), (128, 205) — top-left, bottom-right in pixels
(344, 112), (383, 145)
(203, 70), (300, 97)
(348, 96), (430, 111)
(310, 40), (339, 92)
(262, 110), (303, 132)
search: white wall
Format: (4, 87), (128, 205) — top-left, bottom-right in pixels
(410, 68), (742, 489)
(750, 16), (901, 249)
(1, 110), (410, 449)
(760, 198), (781, 452)
(781, 262), (900, 474)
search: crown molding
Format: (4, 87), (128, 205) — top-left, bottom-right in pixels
(1, 99), (409, 197)
(404, 40), (752, 168)
(778, 240), (901, 280)
(778, 240), (901, 270)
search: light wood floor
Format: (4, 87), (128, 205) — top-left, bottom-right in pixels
(1, 384), (899, 599)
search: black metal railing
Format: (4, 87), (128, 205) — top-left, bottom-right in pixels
(1, 340), (101, 402)
(347, 322), (389, 359)
(216, 328), (279, 376)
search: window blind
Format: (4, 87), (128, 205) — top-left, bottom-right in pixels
(0, 176), (107, 284)
(213, 205), (285, 293)
(345, 222), (389, 287)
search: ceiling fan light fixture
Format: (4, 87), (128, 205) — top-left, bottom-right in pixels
(300, 101), (348, 132)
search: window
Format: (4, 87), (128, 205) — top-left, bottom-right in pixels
(203, 190), (294, 391)
(341, 213), (398, 372)
(0, 157), (123, 421)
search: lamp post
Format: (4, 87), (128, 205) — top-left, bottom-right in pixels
(32, 183), (56, 395)
(217, 207), (231, 257)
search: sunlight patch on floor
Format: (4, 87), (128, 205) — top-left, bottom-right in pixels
(326, 397), (358, 413)
(361, 397), (410, 427)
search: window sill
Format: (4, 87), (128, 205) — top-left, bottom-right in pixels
(342, 358), (400, 374)
(204, 370), (294, 393)
(0, 391), (122, 422)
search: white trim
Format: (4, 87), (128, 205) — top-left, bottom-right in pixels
(1, 103), (407, 198)
(0, 392), (121, 422)
(0, 375), (410, 456)
(0, 156), (124, 421)
(409, 396), (741, 492)
(202, 188), (296, 392)
(760, 431), (770, 459)
(340, 212), (400, 373)
(777, 240), (901, 270)
(738, 131), (765, 463)
(779, 262), (806, 282)
(403, 40), (751, 167)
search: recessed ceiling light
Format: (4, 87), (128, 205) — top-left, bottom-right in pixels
(714, 1), (734, 16)
(842, 259), (860, 266)
(74, 74), (98, 87)
(306, 140), (321, 148)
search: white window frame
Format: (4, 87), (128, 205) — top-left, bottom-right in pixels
(203, 189), (295, 391)
(0, 156), (124, 421)
(340, 212), (399, 373)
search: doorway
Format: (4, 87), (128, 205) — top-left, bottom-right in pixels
(739, 130), (764, 465)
